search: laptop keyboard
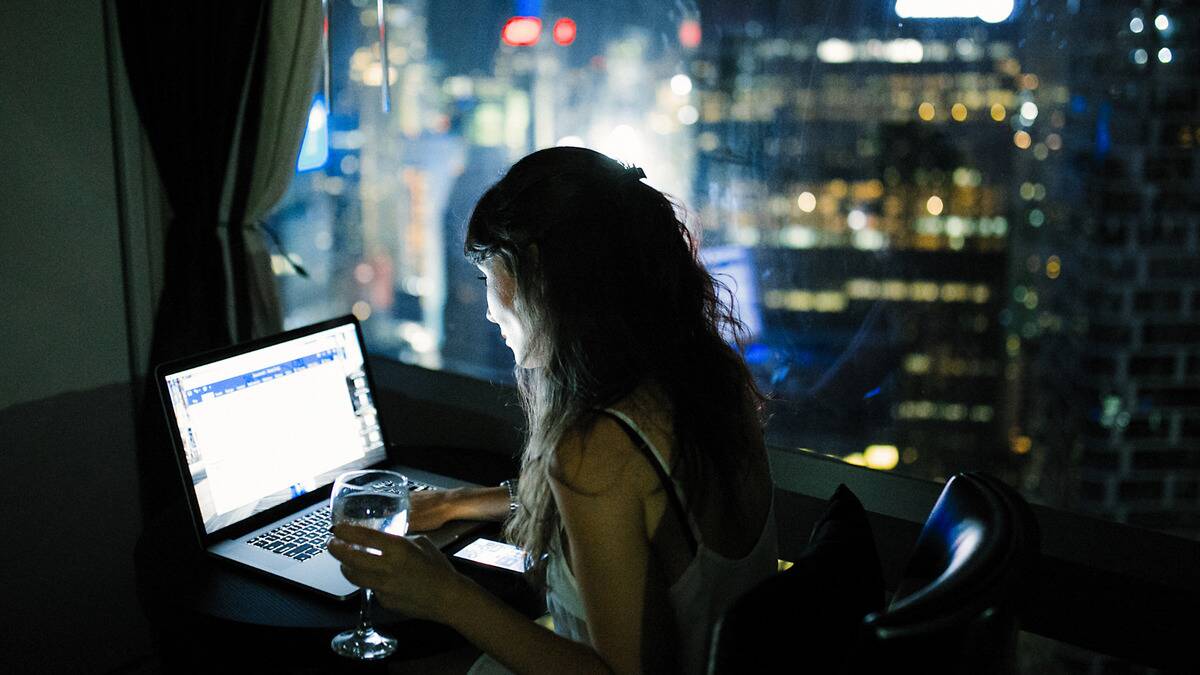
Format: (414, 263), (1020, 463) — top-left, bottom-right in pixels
(247, 506), (334, 561)
(246, 479), (435, 562)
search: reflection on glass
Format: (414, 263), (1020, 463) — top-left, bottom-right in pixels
(267, 0), (1199, 568)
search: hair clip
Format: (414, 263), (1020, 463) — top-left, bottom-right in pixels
(625, 166), (647, 181)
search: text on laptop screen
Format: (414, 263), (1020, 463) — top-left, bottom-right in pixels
(163, 323), (387, 534)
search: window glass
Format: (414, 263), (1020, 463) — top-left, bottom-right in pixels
(268, 0), (1199, 567)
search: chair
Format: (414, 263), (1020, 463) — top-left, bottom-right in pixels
(707, 473), (1039, 674)
(854, 472), (1041, 674)
(708, 484), (886, 674)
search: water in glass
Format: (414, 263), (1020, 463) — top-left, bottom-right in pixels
(329, 469), (409, 660)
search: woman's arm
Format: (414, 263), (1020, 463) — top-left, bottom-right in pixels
(442, 418), (673, 675)
(549, 416), (678, 674)
(408, 485), (511, 532)
(448, 571), (614, 674)
(329, 417), (670, 674)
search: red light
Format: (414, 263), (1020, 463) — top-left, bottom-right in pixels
(553, 18), (576, 46)
(679, 19), (701, 49)
(502, 16), (542, 47)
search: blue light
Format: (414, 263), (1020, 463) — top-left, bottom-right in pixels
(863, 386), (882, 400)
(745, 343), (771, 365)
(769, 365), (791, 387)
(514, 0), (541, 17)
(296, 95), (329, 173)
(699, 245), (763, 339)
(1095, 102), (1111, 159)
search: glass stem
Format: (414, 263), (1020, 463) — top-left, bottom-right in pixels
(357, 588), (375, 636)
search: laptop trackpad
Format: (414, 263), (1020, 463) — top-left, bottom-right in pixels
(288, 551), (358, 598)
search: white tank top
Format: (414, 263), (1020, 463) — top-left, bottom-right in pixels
(544, 408), (778, 674)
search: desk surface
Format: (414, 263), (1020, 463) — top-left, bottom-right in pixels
(136, 508), (535, 628)
(135, 445), (534, 671)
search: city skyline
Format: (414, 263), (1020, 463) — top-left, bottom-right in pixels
(268, 0), (1198, 552)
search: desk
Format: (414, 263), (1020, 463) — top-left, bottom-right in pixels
(135, 446), (538, 673)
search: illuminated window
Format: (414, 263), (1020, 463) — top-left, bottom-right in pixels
(266, 2), (1200, 563)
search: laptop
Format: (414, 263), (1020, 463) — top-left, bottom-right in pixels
(156, 315), (485, 600)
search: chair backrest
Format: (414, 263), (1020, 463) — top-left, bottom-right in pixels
(856, 472), (1040, 674)
(708, 484), (885, 674)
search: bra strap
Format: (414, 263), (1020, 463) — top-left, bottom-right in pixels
(599, 410), (699, 555)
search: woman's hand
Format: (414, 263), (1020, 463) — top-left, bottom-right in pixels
(328, 525), (470, 623)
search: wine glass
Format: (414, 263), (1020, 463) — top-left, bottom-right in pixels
(329, 469), (410, 660)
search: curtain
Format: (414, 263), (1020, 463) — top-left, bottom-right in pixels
(117, 0), (267, 518)
(226, 0), (322, 342)
(116, 0), (320, 518)
(116, 0), (266, 363)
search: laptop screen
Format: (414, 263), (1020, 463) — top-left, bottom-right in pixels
(161, 321), (387, 534)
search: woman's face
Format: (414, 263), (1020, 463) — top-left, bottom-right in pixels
(478, 258), (542, 368)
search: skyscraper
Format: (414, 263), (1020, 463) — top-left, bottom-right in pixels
(688, 19), (1027, 482)
(1052, 1), (1199, 537)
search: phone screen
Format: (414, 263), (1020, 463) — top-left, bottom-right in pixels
(453, 537), (527, 573)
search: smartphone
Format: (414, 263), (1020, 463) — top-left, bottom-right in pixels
(453, 537), (527, 573)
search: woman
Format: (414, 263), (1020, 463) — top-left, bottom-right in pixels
(329, 147), (777, 674)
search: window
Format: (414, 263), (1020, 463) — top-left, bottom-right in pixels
(268, 0), (1199, 567)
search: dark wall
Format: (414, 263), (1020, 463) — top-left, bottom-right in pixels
(0, 1), (152, 672)
(0, 0), (133, 409)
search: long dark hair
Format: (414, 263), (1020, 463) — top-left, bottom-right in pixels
(464, 147), (765, 585)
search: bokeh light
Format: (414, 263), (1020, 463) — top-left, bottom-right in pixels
(865, 445), (900, 470)
(670, 73), (693, 96)
(1046, 255), (1062, 279)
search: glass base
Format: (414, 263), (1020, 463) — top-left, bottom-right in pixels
(330, 626), (398, 660)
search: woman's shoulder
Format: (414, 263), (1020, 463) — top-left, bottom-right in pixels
(607, 381), (673, 431)
(551, 390), (669, 497)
